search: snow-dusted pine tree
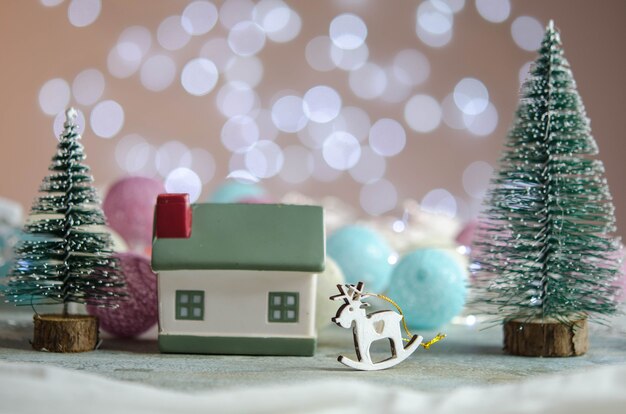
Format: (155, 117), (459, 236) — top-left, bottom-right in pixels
(472, 21), (621, 356)
(3, 108), (125, 352)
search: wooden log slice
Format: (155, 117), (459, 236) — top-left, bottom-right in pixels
(32, 314), (99, 353)
(503, 318), (588, 357)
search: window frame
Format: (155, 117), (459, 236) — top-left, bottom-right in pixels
(175, 290), (205, 321)
(267, 292), (299, 323)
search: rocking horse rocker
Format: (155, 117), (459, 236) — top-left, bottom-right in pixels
(331, 282), (423, 371)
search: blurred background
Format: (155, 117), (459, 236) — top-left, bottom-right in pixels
(1, 0), (625, 235)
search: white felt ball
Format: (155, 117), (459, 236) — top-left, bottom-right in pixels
(316, 257), (345, 331)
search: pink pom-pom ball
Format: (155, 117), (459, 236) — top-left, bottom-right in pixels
(87, 253), (158, 338)
(103, 177), (165, 250)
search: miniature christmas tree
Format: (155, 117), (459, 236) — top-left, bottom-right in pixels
(3, 108), (125, 352)
(472, 21), (622, 357)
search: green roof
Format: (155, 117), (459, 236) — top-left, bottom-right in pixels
(152, 203), (325, 272)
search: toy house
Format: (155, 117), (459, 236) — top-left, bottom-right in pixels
(151, 194), (325, 356)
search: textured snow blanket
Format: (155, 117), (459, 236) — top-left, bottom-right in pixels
(1, 361), (625, 414)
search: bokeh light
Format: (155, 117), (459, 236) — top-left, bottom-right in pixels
(349, 62), (387, 100)
(441, 0), (465, 13)
(416, 0), (454, 48)
(157, 15), (191, 51)
(303, 85), (342, 123)
(475, 0), (511, 23)
(305, 36), (336, 72)
(441, 93), (466, 130)
(331, 43), (369, 71)
(297, 119), (334, 149)
(253, 0), (290, 32)
(279, 145), (313, 183)
(254, 109), (279, 141)
(245, 140), (284, 178)
(453, 77), (489, 115)
(227, 169), (260, 183)
(463, 102), (498, 136)
(265, 9), (301, 43)
(72, 68), (105, 106)
(156, 141), (191, 177)
(216, 81), (258, 117)
(220, 0), (255, 30)
(462, 160), (493, 199)
(225, 56), (264, 87)
(421, 188), (457, 218)
(182, 148), (216, 184)
(381, 67), (413, 104)
(393, 49), (430, 87)
(182, 1), (218, 36)
(519, 61), (533, 84)
(228, 152), (247, 173)
(41, 0), (65, 6)
(200, 38), (235, 72)
(312, 149), (342, 182)
(329, 13), (368, 50)
(417, 1), (453, 35)
(165, 167), (202, 203)
(228, 21), (266, 56)
(119, 26), (152, 56)
(39, 78), (70, 116)
(181, 58), (219, 96)
(416, 24), (453, 48)
(339, 106), (371, 142)
(349, 146), (386, 184)
(115, 134), (155, 175)
(90, 100), (124, 139)
(221, 115), (259, 153)
(360, 179), (397, 216)
(140, 55), (177, 92)
(322, 131), (361, 170)
(404, 94), (442, 133)
(271, 95), (308, 133)
(511, 16), (544, 51)
(68, 0), (101, 28)
(369, 118), (406, 157)
(28, 0), (557, 220)
(107, 42), (142, 79)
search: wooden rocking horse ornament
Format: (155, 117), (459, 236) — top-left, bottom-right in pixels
(331, 282), (423, 371)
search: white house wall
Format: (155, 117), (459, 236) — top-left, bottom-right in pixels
(158, 270), (317, 338)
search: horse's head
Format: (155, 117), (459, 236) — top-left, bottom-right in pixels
(330, 282), (370, 329)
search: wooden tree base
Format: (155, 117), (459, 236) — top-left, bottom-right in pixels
(32, 314), (99, 353)
(503, 318), (588, 357)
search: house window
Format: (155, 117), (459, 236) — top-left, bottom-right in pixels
(175, 290), (204, 320)
(268, 292), (299, 323)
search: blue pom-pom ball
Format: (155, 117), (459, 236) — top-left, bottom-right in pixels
(327, 225), (395, 292)
(387, 249), (466, 330)
(209, 181), (266, 203)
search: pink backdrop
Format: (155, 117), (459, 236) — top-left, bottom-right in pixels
(1, 0), (624, 234)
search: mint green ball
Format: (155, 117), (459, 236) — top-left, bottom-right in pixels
(209, 181), (266, 203)
(387, 249), (466, 330)
(327, 225), (394, 292)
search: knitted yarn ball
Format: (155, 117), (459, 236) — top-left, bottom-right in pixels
(327, 225), (395, 292)
(387, 248), (467, 330)
(209, 180), (266, 203)
(103, 177), (165, 250)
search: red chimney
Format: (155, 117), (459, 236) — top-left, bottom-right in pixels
(154, 194), (192, 238)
